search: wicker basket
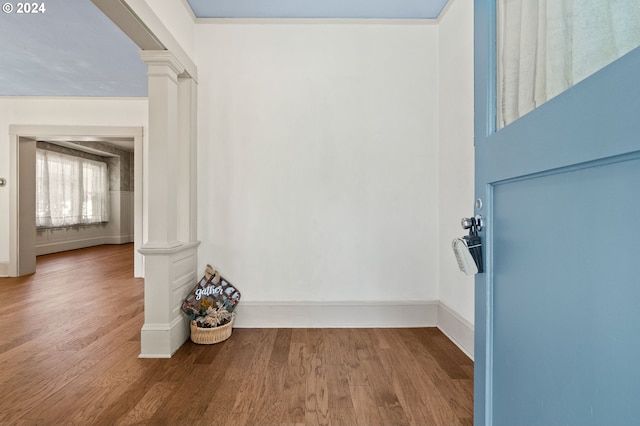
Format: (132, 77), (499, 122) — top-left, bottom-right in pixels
(190, 318), (234, 345)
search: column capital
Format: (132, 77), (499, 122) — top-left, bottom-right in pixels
(140, 50), (184, 77)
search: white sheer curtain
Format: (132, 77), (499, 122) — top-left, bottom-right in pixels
(498, 0), (640, 128)
(36, 149), (109, 227)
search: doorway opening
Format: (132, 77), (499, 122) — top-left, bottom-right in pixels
(8, 125), (144, 277)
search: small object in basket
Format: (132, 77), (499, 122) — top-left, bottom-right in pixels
(182, 265), (241, 346)
(190, 316), (234, 344)
(195, 305), (233, 328)
(182, 264), (241, 322)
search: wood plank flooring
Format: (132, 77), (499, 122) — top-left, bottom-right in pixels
(0, 244), (473, 425)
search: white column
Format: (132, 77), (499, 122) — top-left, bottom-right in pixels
(140, 51), (182, 249)
(138, 50), (199, 358)
(177, 75), (198, 242)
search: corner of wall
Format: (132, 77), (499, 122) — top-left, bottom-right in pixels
(435, 0), (476, 335)
(437, 301), (474, 359)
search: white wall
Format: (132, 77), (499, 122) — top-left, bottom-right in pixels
(195, 23), (441, 306)
(0, 97), (147, 272)
(438, 0), (475, 325)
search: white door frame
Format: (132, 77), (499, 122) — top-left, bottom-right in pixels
(8, 124), (145, 277)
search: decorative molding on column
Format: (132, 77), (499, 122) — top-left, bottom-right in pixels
(138, 48), (200, 358)
(139, 241), (200, 358)
(140, 50), (184, 82)
(139, 240), (199, 255)
(92, 0), (198, 80)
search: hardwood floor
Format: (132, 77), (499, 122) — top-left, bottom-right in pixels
(0, 244), (473, 425)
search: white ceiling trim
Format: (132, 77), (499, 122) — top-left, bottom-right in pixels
(194, 17), (440, 25)
(180, 0), (198, 22)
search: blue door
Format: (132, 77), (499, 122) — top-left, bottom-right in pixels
(474, 1), (640, 425)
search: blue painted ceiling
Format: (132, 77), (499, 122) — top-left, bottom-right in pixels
(0, 0), (148, 97)
(0, 0), (448, 97)
(187, 0), (449, 19)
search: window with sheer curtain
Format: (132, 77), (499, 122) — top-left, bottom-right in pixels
(497, 0), (640, 128)
(35, 149), (109, 228)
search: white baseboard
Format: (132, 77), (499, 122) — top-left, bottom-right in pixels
(103, 235), (135, 245)
(437, 302), (474, 360)
(0, 262), (8, 277)
(139, 300), (473, 360)
(232, 300), (439, 328)
(36, 235), (133, 256)
(231, 300), (473, 359)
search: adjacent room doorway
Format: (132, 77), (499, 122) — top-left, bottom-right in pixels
(8, 125), (144, 277)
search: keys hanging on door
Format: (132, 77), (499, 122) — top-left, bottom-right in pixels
(452, 216), (484, 275)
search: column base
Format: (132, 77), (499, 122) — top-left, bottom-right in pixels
(139, 316), (190, 358)
(138, 240), (200, 358)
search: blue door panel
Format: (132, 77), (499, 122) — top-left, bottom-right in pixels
(474, 1), (640, 424)
(492, 155), (640, 425)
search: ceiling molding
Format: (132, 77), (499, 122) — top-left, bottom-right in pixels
(435, 0), (455, 24)
(194, 17), (439, 25)
(180, 0), (198, 22)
